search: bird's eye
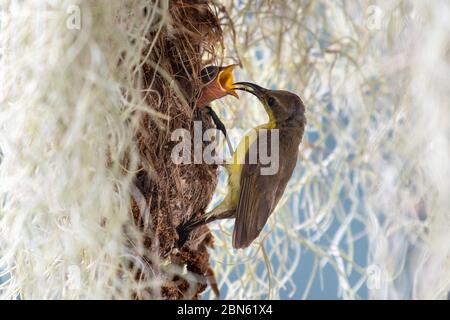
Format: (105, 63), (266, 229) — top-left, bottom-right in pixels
(267, 96), (275, 107)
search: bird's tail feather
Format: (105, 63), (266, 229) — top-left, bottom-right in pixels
(176, 217), (206, 248)
(176, 208), (235, 248)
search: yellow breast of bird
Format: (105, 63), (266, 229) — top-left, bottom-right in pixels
(226, 122), (275, 204)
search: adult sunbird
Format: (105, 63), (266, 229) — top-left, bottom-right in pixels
(177, 82), (306, 249)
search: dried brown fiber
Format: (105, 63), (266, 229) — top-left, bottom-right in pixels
(132, 0), (226, 299)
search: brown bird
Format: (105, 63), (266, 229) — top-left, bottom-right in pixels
(178, 82), (306, 249)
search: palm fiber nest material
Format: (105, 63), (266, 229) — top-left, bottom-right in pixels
(131, 1), (228, 299)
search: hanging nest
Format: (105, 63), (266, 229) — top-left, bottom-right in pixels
(131, 0), (225, 299)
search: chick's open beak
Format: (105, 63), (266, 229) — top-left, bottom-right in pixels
(197, 64), (239, 108)
(217, 64), (239, 99)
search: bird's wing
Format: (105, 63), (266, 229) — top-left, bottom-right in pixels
(232, 134), (284, 249)
(232, 167), (270, 249)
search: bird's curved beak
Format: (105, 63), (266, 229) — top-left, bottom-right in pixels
(233, 82), (266, 100)
(197, 64), (239, 108)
